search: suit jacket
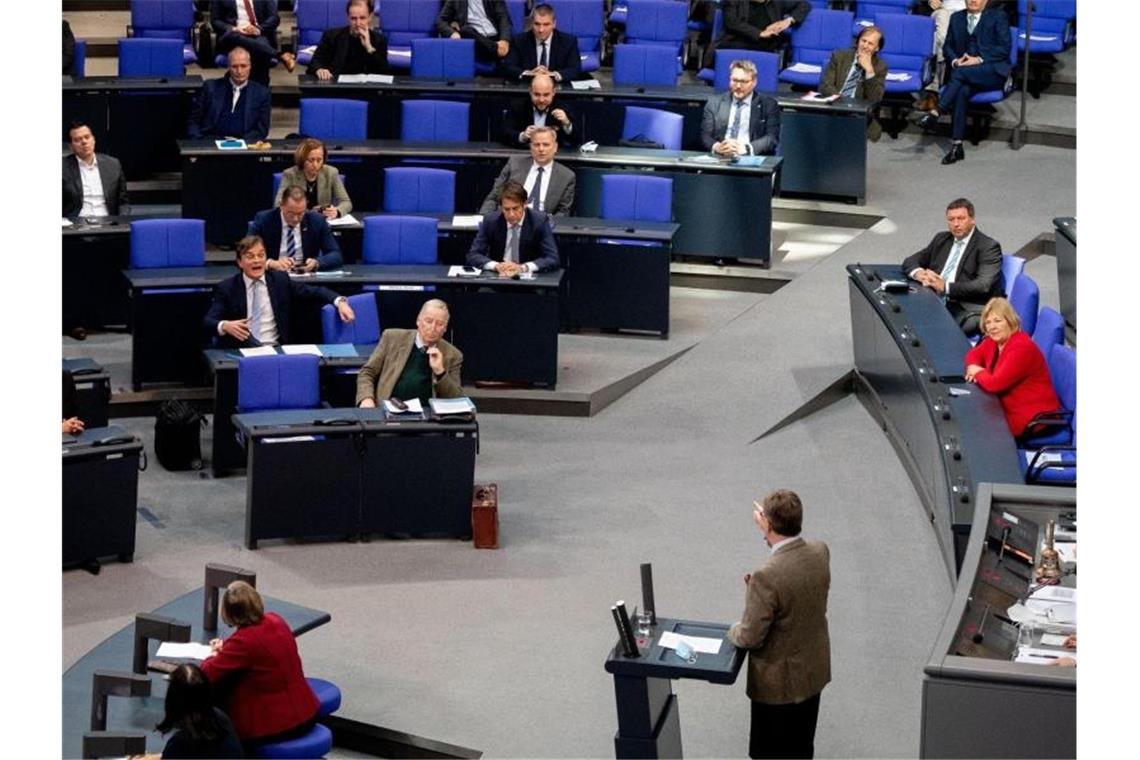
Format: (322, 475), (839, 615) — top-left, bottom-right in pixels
(355, 328), (464, 404)
(700, 91), (781, 155)
(943, 7), (1012, 78)
(186, 76), (271, 142)
(501, 29), (582, 82)
(199, 612), (319, 740)
(819, 47), (888, 104)
(728, 537), (831, 705)
(719, 0), (812, 47)
(211, 0), (280, 39)
(62, 153), (129, 217)
(435, 0), (513, 40)
(203, 269), (340, 347)
(306, 26), (389, 76)
(275, 164), (353, 217)
(902, 228), (1004, 320)
(479, 155), (575, 217)
(467, 208), (560, 272)
(502, 95), (579, 148)
(248, 207), (344, 270)
(63, 19), (76, 76)
(964, 330), (1060, 437)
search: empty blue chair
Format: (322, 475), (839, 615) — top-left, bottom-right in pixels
(306, 677), (343, 718)
(383, 168), (456, 214)
(1018, 344), (1075, 485)
(238, 354), (321, 412)
(621, 106), (683, 150)
(779, 9), (855, 87)
(117, 37), (185, 77)
(293, 0), (341, 66)
(1001, 254), (1025, 297)
(400, 100), (470, 142)
(129, 219), (205, 268)
(300, 98), (369, 140)
(557, 0), (605, 73)
(853, 0), (913, 35)
(322, 293), (381, 345)
(410, 38), (476, 80)
(613, 44), (679, 86)
(701, 49), (780, 92)
(600, 174), (673, 223)
(380, 0), (440, 69)
(74, 39), (87, 77)
(362, 215), (439, 264)
(1031, 306), (1065, 360)
(874, 13), (934, 94)
(695, 5), (725, 83)
(252, 722), (334, 759)
(506, 0), (527, 33)
(1016, 0), (1076, 56)
(128, 0), (197, 64)
(626, 0), (689, 49)
(1008, 272), (1039, 337)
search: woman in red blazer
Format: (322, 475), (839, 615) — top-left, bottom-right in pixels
(964, 297), (1060, 438)
(201, 581), (319, 749)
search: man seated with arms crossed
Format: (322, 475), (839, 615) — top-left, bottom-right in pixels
(308, 0), (389, 81)
(187, 48), (271, 143)
(480, 126), (575, 216)
(502, 3), (581, 83)
(902, 197), (1002, 335)
(502, 73), (579, 149)
(63, 121), (129, 218)
(435, 0), (513, 66)
(356, 299), (463, 408)
(248, 186), (344, 273)
(701, 59), (780, 158)
(468, 182), (560, 277)
(204, 235), (354, 348)
(819, 26), (888, 142)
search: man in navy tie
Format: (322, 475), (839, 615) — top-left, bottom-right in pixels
(902, 198), (1003, 334)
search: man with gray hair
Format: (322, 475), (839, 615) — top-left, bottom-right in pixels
(356, 299), (464, 407)
(700, 58), (781, 157)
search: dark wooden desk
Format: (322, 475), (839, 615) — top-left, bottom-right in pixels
(63, 357), (111, 428)
(63, 75), (200, 179)
(62, 426), (142, 568)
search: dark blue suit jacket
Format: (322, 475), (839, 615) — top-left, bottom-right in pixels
(502, 29), (582, 82)
(943, 8), (1011, 78)
(186, 76), (271, 142)
(466, 208), (560, 272)
(211, 0), (280, 39)
(248, 208), (344, 270)
(203, 269), (340, 347)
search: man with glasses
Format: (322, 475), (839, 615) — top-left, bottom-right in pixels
(729, 489), (831, 759)
(700, 59), (781, 158)
(204, 235), (354, 348)
(356, 299), (463, 408)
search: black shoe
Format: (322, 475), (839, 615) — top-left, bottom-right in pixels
(941, 143), (965, 165)
(915, 112), (938, 132)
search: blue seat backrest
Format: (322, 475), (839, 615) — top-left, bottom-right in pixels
(613, 44), (679, 86)
(411, 38), (476, 80)
(1031, 307), (1065, 360)
(130, 0), (193, 40)
(1018, 0), (1077, 34)
(854, 0), (912, 23)
(600, 174), (673, 222)
(380, 0), (440, 45)
(506, 0), (527, 33)
(555, 0), (605, 52)
(621, 106), (683, 150)
(713, 49), (780, 92)
(1047, 344), (1076, 424)
(1001, 254), (1025, 297)
(383, 168), (457, 214)
(875, 13), (934, 72)
(1008, 272), (1039, 336)
(237, 354), (321, 412)
(400, 100), (471, 142)
(322, 292), (381, 344)
(74, 39), (87, 77)
(118, 37), (185, 76)
(130, 219), (205, 268)
(626, 0), (689, 46)
(300, 98), (369, 140)
(363, 215), (440, 264)
(787, 10), (855, 67)
(295, 0), (340, 47)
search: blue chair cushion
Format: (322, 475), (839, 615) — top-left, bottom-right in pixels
(253, 722), (333, 759)
(307, 677), (342, 717)
(1018, 448), (1076, 485)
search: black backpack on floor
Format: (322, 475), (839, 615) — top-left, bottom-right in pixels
(155, 400), (207, 471)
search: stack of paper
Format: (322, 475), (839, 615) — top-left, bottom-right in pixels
(384, 398), (424, 416)
(430, 397), (476, 416)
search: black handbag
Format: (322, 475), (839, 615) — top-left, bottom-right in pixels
(154, 399), (207, 471)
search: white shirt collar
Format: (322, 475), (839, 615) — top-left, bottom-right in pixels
(242, 272), (265, 289)
(953, 227), (976, 250)
(76, 153), (98, 169)
(770, 535), (801, 554)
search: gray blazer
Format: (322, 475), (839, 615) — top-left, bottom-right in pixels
(275, 164), (353, 217)
(700, 91), (781, 156)
(62, 153), (129, 217)
(478, 155), (575, 217)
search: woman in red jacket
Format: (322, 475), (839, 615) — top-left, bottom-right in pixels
(964, 297), (1060, 438)
(201, 581), (319, 751)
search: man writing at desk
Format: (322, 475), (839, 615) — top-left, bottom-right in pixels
(356, 299), (463, 407)
(249, 187), (344, 273)
(902, 197), (1002, 335)
(204, 235), (354, 348)
(468, 182), (560, 277)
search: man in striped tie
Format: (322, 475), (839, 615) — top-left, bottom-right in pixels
(902, 198), (1003, 335)
(819, 26), (887, 141)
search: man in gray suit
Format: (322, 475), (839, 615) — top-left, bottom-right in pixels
(62, 121), (129, 218)
(356, 299), (463, 407)
(700, 58), (780, 157)
(479, 126), (575, 216)
(729, 489), (831, 759)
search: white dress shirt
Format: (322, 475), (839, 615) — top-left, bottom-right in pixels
(215, 273), (280, 345)
(277, 211), (303, 263)
(231, 79), (247, 112)
(523, 160), (552, 212)
(76, 155), (109, 216)
(465, 0), (498, 37)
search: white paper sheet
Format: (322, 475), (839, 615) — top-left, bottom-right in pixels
(62, 218), (73, 227)
(281, 344), (322, 356)
(570, 79), (601, 90)
(1015, 647), (1076, 664)
(155, 641), (213, 660)
(886, 72), (912, 81)
(448, 265), (481, 277)
(430, 397), (476, 415)
(338, 73), (393, 84)
(452, 214), (484, 227)
(239, 346), (277, 357)
(327, 213), (359, 227)
(384, 397), (424, 414)
(785, 62), (821, 74)
(657, 631), (722, 655)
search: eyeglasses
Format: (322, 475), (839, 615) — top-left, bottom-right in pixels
(729, 77), (753, 85)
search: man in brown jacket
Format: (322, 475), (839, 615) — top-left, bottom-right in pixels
(728, 489), (831, 759)
(355, 299), (463, 407)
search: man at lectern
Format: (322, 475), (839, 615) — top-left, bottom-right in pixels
(728, 489), (831, 759)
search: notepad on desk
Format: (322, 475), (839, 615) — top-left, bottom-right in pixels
(156, 641), (213, 660)
(327, 213), (359, 227)
(452, 214), (483, 227)
(338, 73), (393, 84)
(430, 397), (476, 416)
(657, 631), (723, 655)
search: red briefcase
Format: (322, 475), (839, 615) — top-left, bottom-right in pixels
(472, 483), (499, 549)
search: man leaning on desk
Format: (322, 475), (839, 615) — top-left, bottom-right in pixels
(204, 235), (354, 349)
(468, 181), (560, 277)
(356, 299), (463, 407)
(307, 0), (389, 81)
(248, 186), (344, 273)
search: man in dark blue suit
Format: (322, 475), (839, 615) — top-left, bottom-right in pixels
(248, 186), (344, 272)
(186, 48), (271, 142)
(916, 0), (1011, 165)
(204, 236), (354, 348)
(211, 0), (294, 85)
(502, 3), (582, 82)
(467, 182), (560, 276)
